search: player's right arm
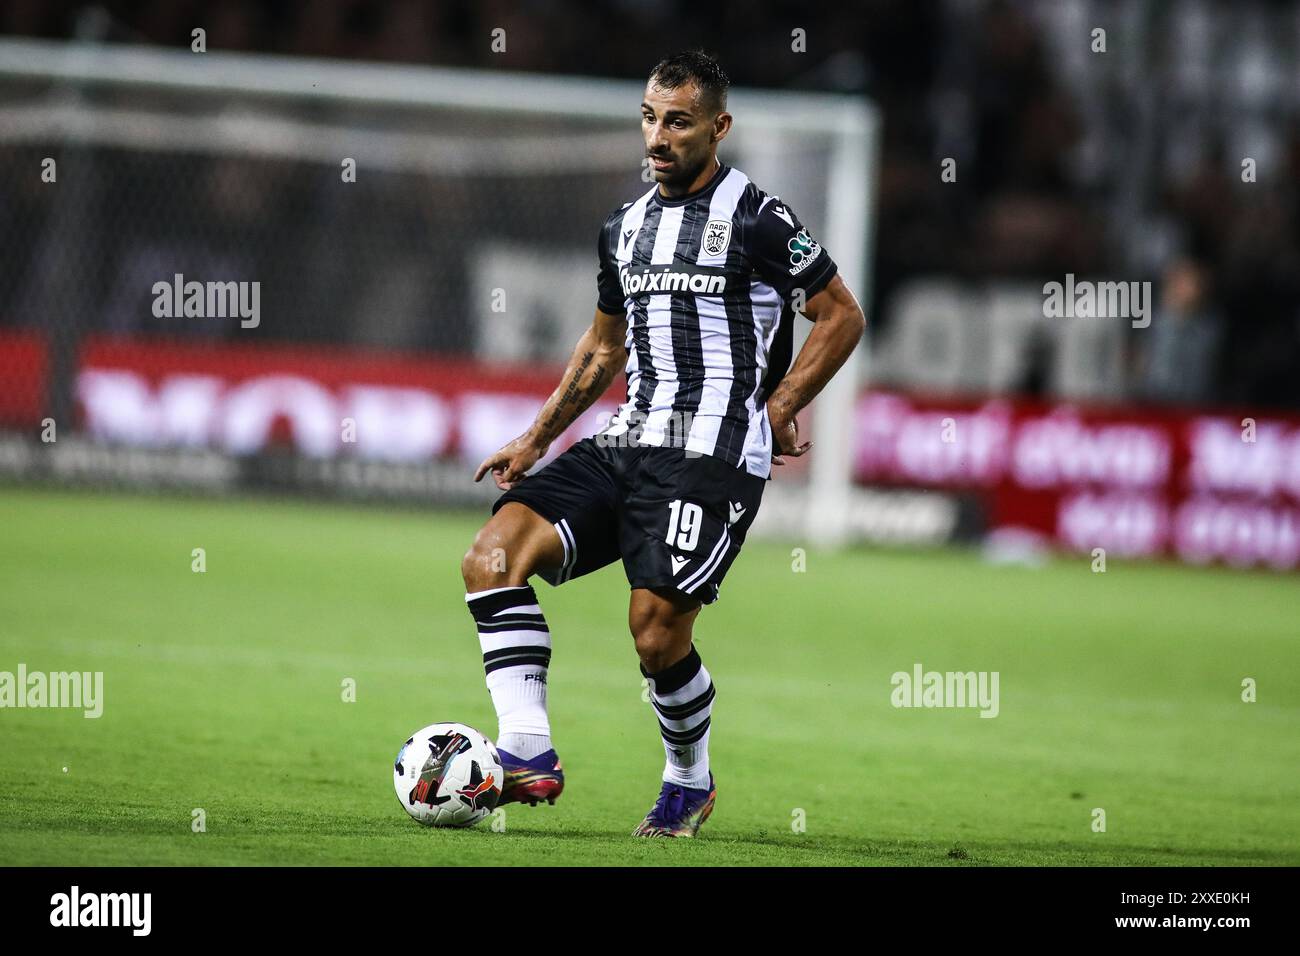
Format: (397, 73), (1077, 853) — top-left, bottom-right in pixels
(473, 307), (628, 491)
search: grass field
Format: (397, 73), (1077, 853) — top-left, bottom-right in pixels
(0, 486), (1297, 866)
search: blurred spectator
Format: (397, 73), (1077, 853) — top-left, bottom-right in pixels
(1137, 259), (1222, 405)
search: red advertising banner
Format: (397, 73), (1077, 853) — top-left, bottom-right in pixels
(853, 391), (1300, 570)
(0, 330), (48, 427)
(4, 332), (1297, 569)
(66, 334), (617, 468)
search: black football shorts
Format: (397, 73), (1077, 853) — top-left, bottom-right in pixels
(491, 436), (765, 605)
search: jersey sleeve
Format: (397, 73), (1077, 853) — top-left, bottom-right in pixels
(595, 211), (627, 314)
(745, 195), (838, 303)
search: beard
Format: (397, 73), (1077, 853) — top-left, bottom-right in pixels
(651, 150), (709, 190)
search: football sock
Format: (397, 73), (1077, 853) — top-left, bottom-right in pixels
(466, 585), (552, 759)
(642, 646), (714, 790)
(495, 732), (552, 761)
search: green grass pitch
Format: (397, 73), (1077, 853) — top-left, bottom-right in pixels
(1, 486), (1296, 866)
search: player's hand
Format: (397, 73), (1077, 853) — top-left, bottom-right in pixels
(474, 435), (548, 490)
(768, 406), (811, 466)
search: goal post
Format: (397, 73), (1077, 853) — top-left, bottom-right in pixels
(0, 37), (878, 547)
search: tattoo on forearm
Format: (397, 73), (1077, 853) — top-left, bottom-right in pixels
(538, 351), (611, 436)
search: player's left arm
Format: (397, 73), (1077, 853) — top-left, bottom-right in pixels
(745, 195), (867, 461)
(765, 273), (865, 462)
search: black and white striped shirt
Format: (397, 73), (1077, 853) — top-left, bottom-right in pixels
(594, 162), (838, 479)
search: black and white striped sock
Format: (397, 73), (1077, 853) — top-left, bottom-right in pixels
(642, 647), (714, 790)
(466, 584), (551, 759)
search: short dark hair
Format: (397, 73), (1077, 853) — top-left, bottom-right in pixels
(648, 51), (730, 114)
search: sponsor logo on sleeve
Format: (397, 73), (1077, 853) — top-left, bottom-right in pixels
(787, 229), (823, 276)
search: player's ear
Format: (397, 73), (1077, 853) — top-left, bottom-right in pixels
(711, 111), (732, 144)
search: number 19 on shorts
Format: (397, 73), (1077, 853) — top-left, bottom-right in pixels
(665, 499), (703, 552)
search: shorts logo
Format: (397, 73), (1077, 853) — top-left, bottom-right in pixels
(728, 502), (746, 524)
(670, 554), (690, 575)
(703, 219), (732, 257)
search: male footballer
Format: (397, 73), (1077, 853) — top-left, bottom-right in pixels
(462, 51), (865, 837)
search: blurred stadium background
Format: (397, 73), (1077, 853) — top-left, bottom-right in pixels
(0, 1), (1297, 867)
(2, 0), (1298, 566)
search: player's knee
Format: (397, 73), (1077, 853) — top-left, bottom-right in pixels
(633, 631), (680, 673)
(461, 528), (530, 592)
(629, 601), (690, 671)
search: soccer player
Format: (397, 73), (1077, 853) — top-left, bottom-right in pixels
(462, 51), (865, 837)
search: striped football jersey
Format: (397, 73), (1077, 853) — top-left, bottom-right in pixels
(594, 162), (838, 478)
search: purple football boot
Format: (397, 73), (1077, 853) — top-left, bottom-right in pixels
(496, 748), (564, 806)
(631, 775), (716, 837)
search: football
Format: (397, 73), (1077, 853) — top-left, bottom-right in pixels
(393, 723), (503, 827)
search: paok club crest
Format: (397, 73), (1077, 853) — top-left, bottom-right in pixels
(702, 218), (732, 257)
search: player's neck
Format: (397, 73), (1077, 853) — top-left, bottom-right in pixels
(658, 156), (722, 200)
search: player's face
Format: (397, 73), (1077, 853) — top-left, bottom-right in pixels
(641, 80), (727, 192)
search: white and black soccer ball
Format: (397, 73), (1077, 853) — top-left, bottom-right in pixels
(393, 722), (503, 827)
